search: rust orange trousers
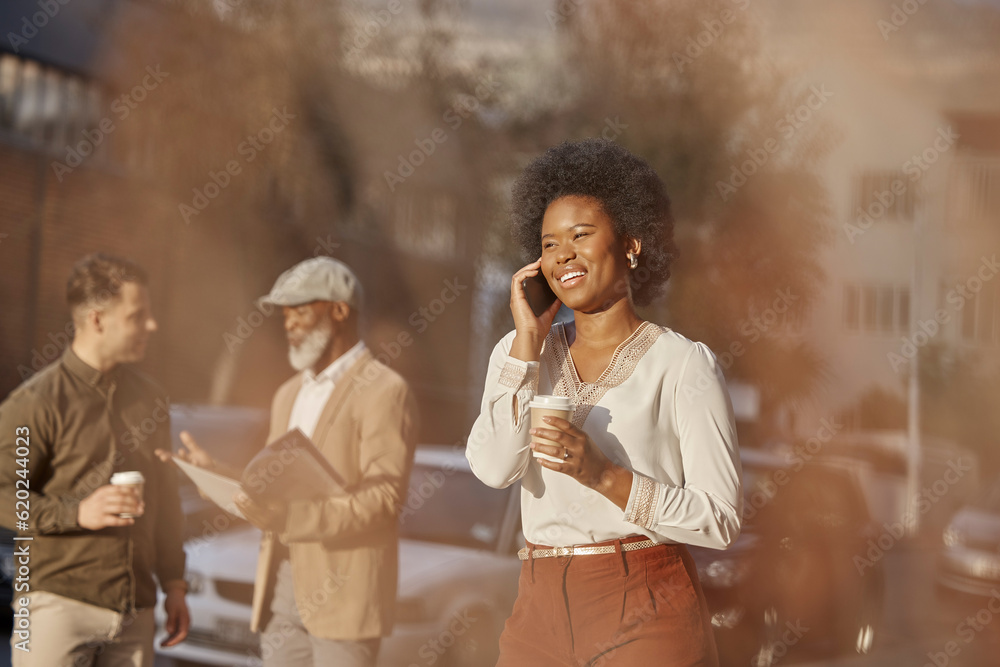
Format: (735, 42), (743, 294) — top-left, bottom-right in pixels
(496, 535), (720, 667)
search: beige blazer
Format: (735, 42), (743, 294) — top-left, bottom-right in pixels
(249, 349), (419, 639)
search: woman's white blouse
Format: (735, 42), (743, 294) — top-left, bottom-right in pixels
(466, 321), (743, 550)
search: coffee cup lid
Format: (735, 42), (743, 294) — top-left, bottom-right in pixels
(528, 395), (573, 410)
(111, 471), (145, 485)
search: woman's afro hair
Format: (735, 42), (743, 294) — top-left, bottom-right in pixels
(509, 138), (678, 307)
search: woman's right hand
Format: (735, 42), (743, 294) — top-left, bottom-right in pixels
(509, 258), (561, 362)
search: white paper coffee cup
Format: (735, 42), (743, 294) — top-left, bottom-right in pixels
(110, 471), (145, 518)
(528, 395), (574, 463)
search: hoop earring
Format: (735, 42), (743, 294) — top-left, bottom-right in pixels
(628, 253), (638, 270)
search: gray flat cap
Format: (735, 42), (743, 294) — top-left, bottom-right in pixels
(258, 257), (362, 308)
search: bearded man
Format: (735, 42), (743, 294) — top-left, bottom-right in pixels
(159, 257), (419, 667)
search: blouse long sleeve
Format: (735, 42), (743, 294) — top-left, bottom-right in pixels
(623, 342), (744, 550)
(466, 332), (539, 489)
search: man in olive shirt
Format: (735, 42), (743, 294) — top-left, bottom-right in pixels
(0, 253), (189, 666)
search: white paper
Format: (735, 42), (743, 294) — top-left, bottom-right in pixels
(173, 456), (246, 520)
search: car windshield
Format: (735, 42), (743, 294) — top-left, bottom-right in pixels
(399, 464), (510, 551)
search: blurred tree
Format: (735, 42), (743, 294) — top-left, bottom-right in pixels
(103, 0), (504, 440)
(101, 0), (358, 404)
(919, 343), (1000, 479)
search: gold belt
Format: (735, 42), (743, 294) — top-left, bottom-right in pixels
(517, 539), (658, 560)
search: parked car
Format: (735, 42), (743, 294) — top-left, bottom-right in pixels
(157, 406), (884, 667)
(700, 449), (884, 666)
(155, 445), (520, 667)
(937, 474), (1000, 599)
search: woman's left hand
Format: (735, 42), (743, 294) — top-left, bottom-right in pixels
(530, 416), (635, 510)
(530, 416), (614, 490)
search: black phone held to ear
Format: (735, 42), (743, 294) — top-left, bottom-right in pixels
(522, 273), (558, 317)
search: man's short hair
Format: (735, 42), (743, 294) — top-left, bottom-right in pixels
(66, 253), (149, 319)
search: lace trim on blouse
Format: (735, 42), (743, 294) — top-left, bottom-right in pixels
(625, 472), (660, 531)
(542, 321), (664, 428)
(498, 360), (540, 391)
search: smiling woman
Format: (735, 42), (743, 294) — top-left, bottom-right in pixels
(510, 138), (678, 309)
(466, 139), (743, 666)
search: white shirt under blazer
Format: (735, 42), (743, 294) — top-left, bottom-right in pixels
(466, 320), (743, 550)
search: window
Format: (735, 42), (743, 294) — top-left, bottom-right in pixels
(862, 285), (877, 330)
(878, 286), (895, 331)
(853, 170), (917, 222)
(961, 281), (999, 346)
(391, 192), (459, 260)
(0, 53), (115, 163)
(844, 283), (910, 334)
(898, 289), (910, 330)
(844, 285), (860, 331)
(948, 158), (1000, 228)
(0, 54), (20, 130)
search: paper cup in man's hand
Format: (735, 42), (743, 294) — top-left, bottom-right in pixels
(110, 471), (145, 518)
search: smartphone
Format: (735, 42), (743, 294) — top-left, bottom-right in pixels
(521, 273), (558, 317)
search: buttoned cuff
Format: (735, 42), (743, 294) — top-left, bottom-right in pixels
(623, 471), (661, 532)
(498, 358), (540, 392)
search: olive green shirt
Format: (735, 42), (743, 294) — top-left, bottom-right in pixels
(0, 347), (185, 612)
